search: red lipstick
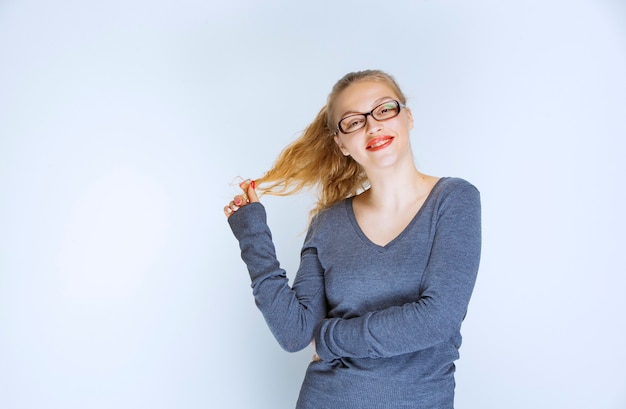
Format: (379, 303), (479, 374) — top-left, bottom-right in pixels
(366, 136), (394, 151)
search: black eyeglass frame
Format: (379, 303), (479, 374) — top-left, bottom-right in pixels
(336, 99), (405, 135)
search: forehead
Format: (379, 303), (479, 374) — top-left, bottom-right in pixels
(332, 80), (399, 118)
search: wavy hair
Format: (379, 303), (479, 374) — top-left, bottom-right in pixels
(254, 69), (407, 216)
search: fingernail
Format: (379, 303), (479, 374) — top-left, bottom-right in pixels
(250, 180), (256, 189)
(235, 197), (242, 206)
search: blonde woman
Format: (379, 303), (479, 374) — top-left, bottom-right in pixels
(224, 70), (481, 409)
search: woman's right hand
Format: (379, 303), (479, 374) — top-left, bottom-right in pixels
(224, 179), (259, 218)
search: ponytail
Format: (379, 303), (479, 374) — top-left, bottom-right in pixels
(255, 106), (367, 217)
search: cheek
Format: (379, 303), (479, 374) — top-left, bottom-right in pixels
(406, 111), (414, 131)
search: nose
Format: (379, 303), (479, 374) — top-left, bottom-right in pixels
(364, 114), (383, 134)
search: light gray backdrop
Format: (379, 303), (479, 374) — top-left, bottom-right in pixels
(1, 0), (624, 408)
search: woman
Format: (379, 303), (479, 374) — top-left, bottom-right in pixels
(224, 70), (481, 409)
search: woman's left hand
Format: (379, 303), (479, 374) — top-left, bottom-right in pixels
(224, 179), (258, 218)
(311, 339), (321, 362)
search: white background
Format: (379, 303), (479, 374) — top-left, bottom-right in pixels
(1, 1), (625, 408)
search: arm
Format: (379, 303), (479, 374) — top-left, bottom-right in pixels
(228, 202), (327, 352)
(314, 185), (481, 361)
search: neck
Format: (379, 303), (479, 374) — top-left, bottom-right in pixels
(362, 160), (428, 210)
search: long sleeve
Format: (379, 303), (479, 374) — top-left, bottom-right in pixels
(314, 184), (481, 361)
(228, 203), (327, 352)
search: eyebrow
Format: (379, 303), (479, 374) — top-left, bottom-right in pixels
(339, 96), (396, 118)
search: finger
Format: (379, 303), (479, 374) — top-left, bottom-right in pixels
(247, 180), (259, 203)
(224, 205), (234, 218)
(239, 179), (259, 203)
(233, 195), (247, 207)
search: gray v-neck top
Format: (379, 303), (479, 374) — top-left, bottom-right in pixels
(228, 177), (481, 409)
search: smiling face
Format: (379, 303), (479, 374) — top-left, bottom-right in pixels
(331, 80), (414, 171)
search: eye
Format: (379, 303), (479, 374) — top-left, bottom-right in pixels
(374, 101), (399, 118)
(348, 118), (363, 128)
(341, 115), (366, 132)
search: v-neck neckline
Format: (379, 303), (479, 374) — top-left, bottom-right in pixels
(344, 177), (446, 251)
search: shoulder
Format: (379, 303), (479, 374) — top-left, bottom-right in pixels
(304, 199), (351, 242)
(436, 177), (479, 194)
(429, 177), (481, 214)
(310, 198), (350, 228)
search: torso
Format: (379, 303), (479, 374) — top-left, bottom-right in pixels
(295, 176), (478, 408)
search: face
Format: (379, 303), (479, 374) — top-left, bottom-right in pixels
(331, 80), (414, 170)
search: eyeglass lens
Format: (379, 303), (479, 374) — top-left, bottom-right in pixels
(338, 100), (401, 134)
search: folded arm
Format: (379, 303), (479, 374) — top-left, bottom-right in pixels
(314, 186), (481, 361)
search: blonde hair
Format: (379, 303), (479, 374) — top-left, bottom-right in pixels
(255, 69), (407, 216)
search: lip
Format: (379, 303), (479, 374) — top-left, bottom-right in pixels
(366, 136), (394, 151)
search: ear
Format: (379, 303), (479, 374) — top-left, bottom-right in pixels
(404, 106), (414, 131)
(333, 134), (350, 156)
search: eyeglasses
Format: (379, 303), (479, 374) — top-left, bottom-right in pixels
(337, 99), (405, 134)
